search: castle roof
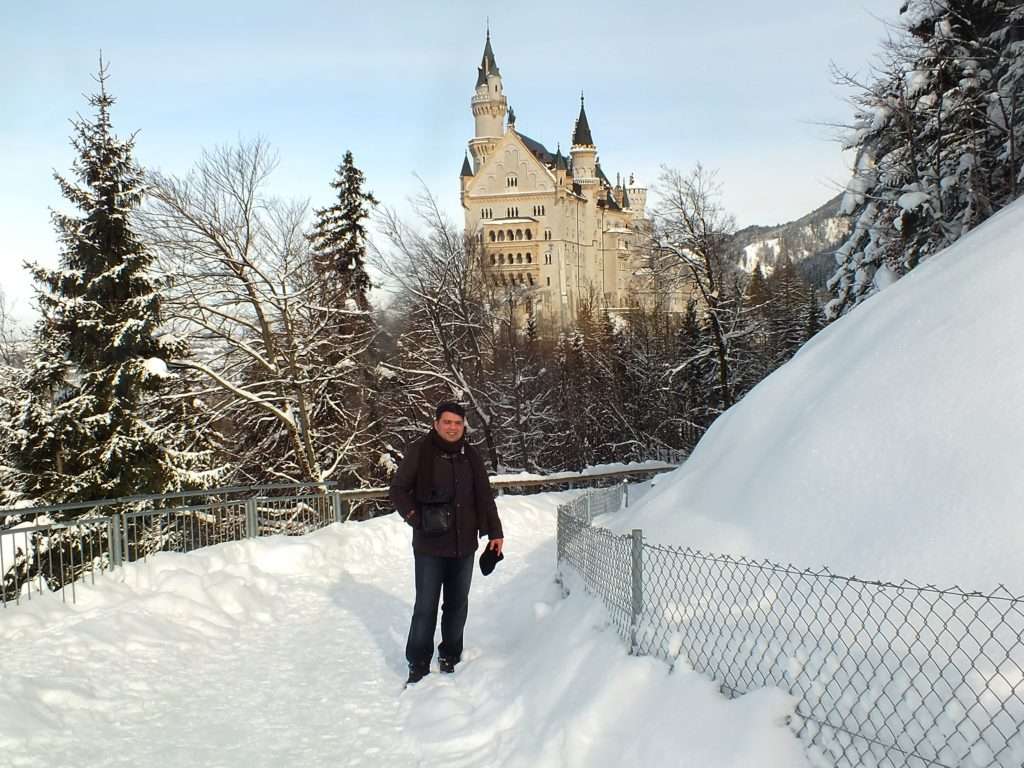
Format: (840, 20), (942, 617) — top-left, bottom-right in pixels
(518, 131), (557, 166)
(572, 95), (594, 147)
(460, 154), (473, 177)
(621, 183), (631, 209)
(475, 31), (500, 87)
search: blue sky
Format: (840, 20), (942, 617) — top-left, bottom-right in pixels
(0, 0), (898, 322)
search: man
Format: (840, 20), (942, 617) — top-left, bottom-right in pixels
(390, 401), (504, 685)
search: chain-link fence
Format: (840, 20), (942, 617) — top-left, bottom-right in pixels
(557, 486), (1024, 768)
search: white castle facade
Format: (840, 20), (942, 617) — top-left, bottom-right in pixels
(460, 32), (672, 330)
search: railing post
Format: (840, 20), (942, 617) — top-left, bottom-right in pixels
(121, 512), (130, 565)
(245, 498), (258, 539)
(630, 528), (644, 654)
(622, 480), (629, 509)
(109, 516), (122, 568)
(331, 491), (344, 525)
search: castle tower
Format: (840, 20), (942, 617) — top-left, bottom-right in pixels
(570, 95), (598, 189)
(469, 30), (507, 172)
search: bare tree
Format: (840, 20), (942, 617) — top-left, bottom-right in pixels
(651, 165), (742, 414)
(142, 139), (378, 486)
(0, 288), (25, 367)
(370, 187), (503, 469)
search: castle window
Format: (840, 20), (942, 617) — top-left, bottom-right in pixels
(526, 254), (532, 264)
(544, 229), (551, 240)
(525, 229), (532, 240)
(506, 229), (514, 240)
(516, 253), (523, 264)
(527, 273), (534, 285)
(490, 254), (496, 265)
(544, 253), (552, 265)
(506, 175), (518, 188)
(498, 231), (505, 242)
(546, 276), (551, 286)
(515, 229), (523, 241)
(489, 231), (496, 242)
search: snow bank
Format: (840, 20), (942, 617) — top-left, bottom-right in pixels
(606, 197), (1024, 592)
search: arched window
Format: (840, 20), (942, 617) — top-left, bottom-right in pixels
(526, 254), (532, 264)
(527, 273), (534, 285)
(498, 231), (505, 242)
(490, 254), (496, 265)
(515, 229), (523, 241)
(525, 229), (532, 240)
(498, 253), (505, 264)
(489, 231), (496, 242)
(506, 230), (514, 241)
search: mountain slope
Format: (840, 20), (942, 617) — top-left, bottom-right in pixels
(732, 194), (850, 288)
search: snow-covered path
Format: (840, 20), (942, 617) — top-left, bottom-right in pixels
(0, 492), (807, 767)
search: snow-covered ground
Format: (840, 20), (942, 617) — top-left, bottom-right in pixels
(0, 492), (808, 767)
(606, 196), (1024, 593)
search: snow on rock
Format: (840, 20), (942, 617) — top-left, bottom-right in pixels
(0, 492), (808, 767)
(604, 196), (1024, 592)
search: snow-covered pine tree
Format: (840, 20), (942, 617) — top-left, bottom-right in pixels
(17, 61), (212, 506)
(829, 0), (1024, 318)
(307, 150), (379, 311)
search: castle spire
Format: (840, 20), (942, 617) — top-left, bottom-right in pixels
(460, 153), (474, 177)
(572, 93), (594, 147)
(476, 28), (501, 87)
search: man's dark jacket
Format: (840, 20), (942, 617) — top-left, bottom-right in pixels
(390, 432), (503, 558)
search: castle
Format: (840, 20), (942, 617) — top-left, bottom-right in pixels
(460, 31), (664, 330)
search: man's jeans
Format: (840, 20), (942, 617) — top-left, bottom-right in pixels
(406, 552), (475, 669)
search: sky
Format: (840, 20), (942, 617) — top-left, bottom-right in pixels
(0, 0), (900, 324)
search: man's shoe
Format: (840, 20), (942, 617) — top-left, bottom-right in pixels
(438, 657), (458, 674)
(406, 664), (430, 685)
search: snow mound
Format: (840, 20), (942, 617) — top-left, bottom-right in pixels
(607, 197), (1024, 592)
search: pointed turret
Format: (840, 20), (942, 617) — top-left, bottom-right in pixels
(620, 181), (631, 209)
(475, 29), (501, 87)
(572, 94), (594, 147)
(469, 28), (508, 172)
(554, 144), (568, 171)
(570, 94), (598, 188)
(460, 153), (474, 177)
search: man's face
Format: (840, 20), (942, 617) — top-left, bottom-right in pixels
(434, 412), (465, 443)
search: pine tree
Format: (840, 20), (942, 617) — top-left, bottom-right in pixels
(14, 61), (211, 506)
(829, 0), (1024, 318)
(307, 150), (379, 310)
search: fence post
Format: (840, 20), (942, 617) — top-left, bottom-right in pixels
(630, 528), (644, 654)
(121, 512), (130, 565)
(109, 516), (122, 568)
(331, 492), (344, 525)
(245, 498), (258, 539)
(585, 494), (592, 524)
(622, 480), (629, 509)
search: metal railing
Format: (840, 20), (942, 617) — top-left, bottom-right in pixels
(0, 462), (680, 608)
(0, 483), (353, 607)
(556, 485), (1024, 768)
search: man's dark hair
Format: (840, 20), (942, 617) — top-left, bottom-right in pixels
(435, 401), (466, 420)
